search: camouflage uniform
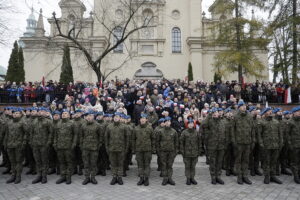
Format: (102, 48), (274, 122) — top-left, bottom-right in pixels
(180, 127), (202, 183)
(3, 117), (27, 183)
(105, 121), (129, 181)
(258, 116), (283, 184)
(223, 117), (235, 176)
(24, 115), (36, 175)
(287, 116), (300, 183)
(154, 125), (163, 171)
(249, 117), (262, 176)
(123, 122), (134, 176)
(97, 119), (109, 176)
(0, 115), (12, 172)
(81, 120), (103, 182)
(200, 115), (212, 165)
(53, 118), (77, 184)
(132, 123), (155, 184)
(48, 118), (59, 174)
(156, 126), (179, 184)
(232, 111), (255, 184)
(31, 116), (53, 183)
(73, 117), (84, 175)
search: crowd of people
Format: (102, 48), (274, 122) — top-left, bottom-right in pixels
(0, 79), (300, 186)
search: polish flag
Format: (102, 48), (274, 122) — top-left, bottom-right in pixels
(284, 87), (292, 104)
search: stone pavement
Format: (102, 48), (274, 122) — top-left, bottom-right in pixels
(0, 155), (299, 200)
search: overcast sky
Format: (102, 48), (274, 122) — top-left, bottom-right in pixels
(0, 0), (263, 69)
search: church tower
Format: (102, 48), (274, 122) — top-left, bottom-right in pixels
(23, 7), (37, 37)
(35, 9), (45, 37)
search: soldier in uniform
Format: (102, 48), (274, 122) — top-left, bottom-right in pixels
(72, 110), (84, 176)
(258, 107), (283, 184)
(54, 109), (77, 185)
(206, 108), (229, 184)
(3, 108), (27, 184)
(274, 108), (293, 175)
(249, 106), (263, 176)
(81, 111), (103, 185)
(31, 107), (53, 184)
(232, 100), (254, 185)
(156, 117), (179, 186)
(180, 119), (202, 185)
(1, 107), (12, 174)
(287, 106), (300, 184)
(105, 113), (129, 185)
(132, 114), (155, 186)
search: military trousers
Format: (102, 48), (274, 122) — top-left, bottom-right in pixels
(249, 143), (261, 172)
(33, 146), (49, 176)
(24, 144), (35, 170)
(160, 151), (176, 178)
(74, 146), (83, 170)
(56, 149), (73, 177)
(48, 146), (58, 170)
(82, 150), (98, 177)
(183, 157), (198, 179)
(261, 149), (279, 176)
(290, 148), (300, 177)
(109, 151), (125, 177)
(234, 144), (251, 177)
(97, 145), (109, 174)
(224, 143), (235, 172)
(135, 151), (152, 177)
(208, 149), (225, 177)
(7, 148), (23, 177)
(277, 144), (290, 171)
(0, 146), (10, 169)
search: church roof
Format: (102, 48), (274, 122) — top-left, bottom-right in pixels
(209, 0), (234, 12)
(59, 0), (86, 11)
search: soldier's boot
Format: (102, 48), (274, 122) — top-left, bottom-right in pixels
(73, 167), (78, 175)
(157, 167), (161, 171)
(226, 170), (231, 176)
(14, 176), (21, 184)
(216, 177), (224, 185)
(270, 176), (282, 184)
(250, 170), (255, 176)
(137, 177), (144, 186)
(66, 176), (71, 185)
(242, 177), (252, 185)
(26, 168), (35, 175)
(56, 168), (60, 175)
(117, 177), (123, 185)
(78, 168), (83, 176)
(190, 178), (198, 185)
(32, 175), (42, 184)
(6, 175), (16, 184)
(48, 168), (56, 175)
(255, 169), (263, 176)
(264, 175), (270, 184)
(82, 177), (90, 185)
(56, 176), (66, 184)
(91, 176), (98, 185)
(2, 167), (11, 175)
(186, 178), (191, 185)
(281, 168), (292, 176)
(110, 177), (117, 185)
(237, 176), (243, 185)
(122, 171), (127, 177)
(211, 176), (217, 185)
(144, 177), (149, 186)
(231, 170), (237, 176)
(101, 171), (106, 176)
(162, 178), (168, 186)
(168, 178), (175, 186)
(0, 162), (6, 167)
(294, 176), (300, 184)
(159, 172), (163, 177)
(41, 176), (47, 184)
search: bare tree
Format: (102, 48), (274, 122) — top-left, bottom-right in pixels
(0, 0), (15, 45)
(51, 0), (157, 82)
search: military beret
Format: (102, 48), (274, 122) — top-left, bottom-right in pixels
(211, 108), (218, 113)
(114, 112), (122, 117)
(218, 108), (224, 112)
(12, 108), (22, 113)
(96, 112), (104, 116)
(238, 100), (246, 107)
(248, 106), (256, 113)
(224, 108), (232, 113)
(158, 118), (165, 123)
(140, 113), (148, 119)
(61, 109), (70, 114)
(75, 109), (83, 113)
(283, 111), (291, 116)
(273, 108), (282, 114)
(31, 107), (38, 111)
(187, 119), (194, 124)
(261, 107), (272, 116)
(291, 106), (300, 113)
(164, 117), (172, 121)
(86, 111), (95, 116)
(52, 110), (61, 115)
(125, 115), (131, 120)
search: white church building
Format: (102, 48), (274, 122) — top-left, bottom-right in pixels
(20, 0), (269, 82)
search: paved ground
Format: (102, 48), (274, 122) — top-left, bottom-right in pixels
(0, 155), (299, 200)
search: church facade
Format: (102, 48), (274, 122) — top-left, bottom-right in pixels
(20, 0), (269, 82)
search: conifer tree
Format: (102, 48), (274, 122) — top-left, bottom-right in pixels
(59, 45), (74, 84)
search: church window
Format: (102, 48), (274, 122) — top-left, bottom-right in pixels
(113, 26), (124, 53)
(172, 27), (181, 53)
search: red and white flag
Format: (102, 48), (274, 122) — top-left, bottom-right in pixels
(284, 87), (292, 104)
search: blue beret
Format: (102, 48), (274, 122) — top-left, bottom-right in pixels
(273, 108), (282, 114)
(187, 119), (194, 124)
(211, 108), (218, 113)
(140, 113), (148, 119)
(124, 115), (131, 120)
(12, 108), (22, 113)
(283, 111), (291, 115)
(114, 112), (122, 117)
(61, 109), (70, 114)
(291, 106), (300, 113)
(30, 107), (38, 111)
(261, 107), (272, 116)
(75, 109), (83, 113)
(238, 100), (246, 107)
(158, 118), (165, 123)
(52, 110), (61, 115)
(165, 117), (172, 121)
(224, 108), (232, 113)
(218, 108), (223, 112)
(96, 112), (104, 116)
(248, 106), (256, 113)
(86, 111), (95, 115)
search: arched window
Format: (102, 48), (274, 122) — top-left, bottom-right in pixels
(113, 27), (123, 53)
(172, 27), (181, 53)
